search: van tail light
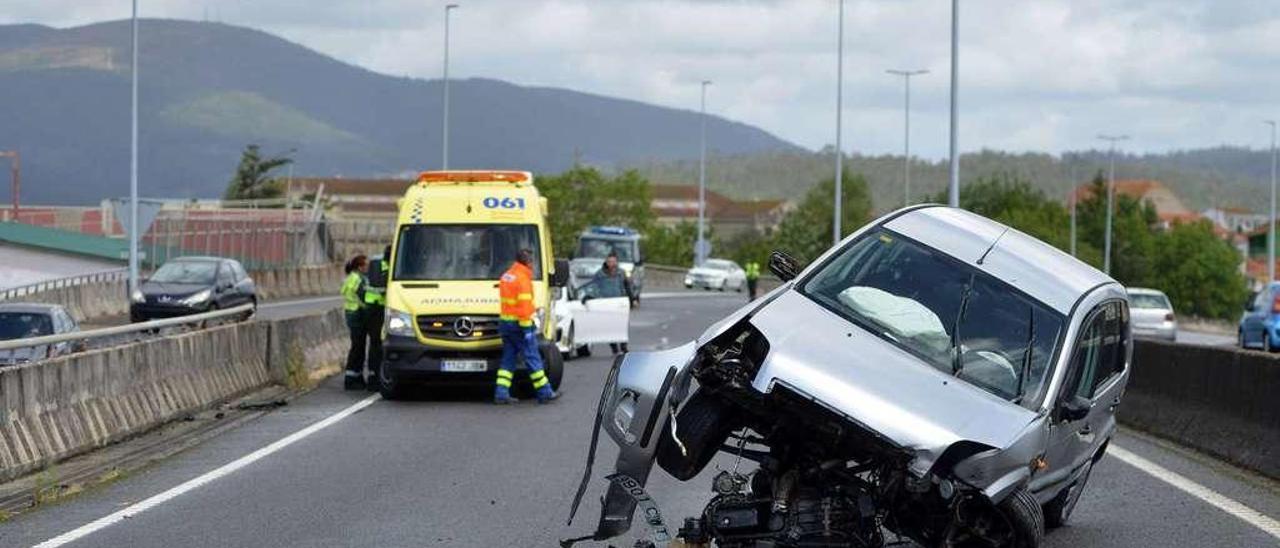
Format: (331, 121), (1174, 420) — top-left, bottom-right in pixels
(1272, 295), (1280, 313)
(1164, 312), (1175, 322)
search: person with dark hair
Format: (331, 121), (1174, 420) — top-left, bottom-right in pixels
(361, 245), (392, 392)
(592, 251), (633, 354)
(495, 248), (558, 404)
(341, 254), (370, 390)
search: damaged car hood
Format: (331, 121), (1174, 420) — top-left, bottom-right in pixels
(746, 290), (1040, 474)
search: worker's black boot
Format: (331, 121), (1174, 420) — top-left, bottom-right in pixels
(343, 371), (365, 391)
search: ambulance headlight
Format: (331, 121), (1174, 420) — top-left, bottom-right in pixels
(386, 308), (415, 337)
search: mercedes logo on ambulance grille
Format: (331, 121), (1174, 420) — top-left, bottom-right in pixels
(453, 317), (475, 338)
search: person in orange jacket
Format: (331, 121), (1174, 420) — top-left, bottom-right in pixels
(495, 248), (559, 404)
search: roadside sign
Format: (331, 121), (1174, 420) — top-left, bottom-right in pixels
(110, 198), (164, 239)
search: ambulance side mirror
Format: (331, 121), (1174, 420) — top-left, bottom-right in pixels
(551, 258), (570, 287)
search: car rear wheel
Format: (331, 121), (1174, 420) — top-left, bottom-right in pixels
(1265, 331), (1275, 353)
(576, 343), (592, 358)
(1238, 330), (1245, 349)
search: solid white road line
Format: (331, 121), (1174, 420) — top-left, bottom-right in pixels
(33, 394), (382, 548)
(1109, 445), (1280, 539)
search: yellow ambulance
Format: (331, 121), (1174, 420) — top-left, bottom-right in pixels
(377, 171), (568, 398)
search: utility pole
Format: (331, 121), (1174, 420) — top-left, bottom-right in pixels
(1267, 120), (1278, 282)
(833, 0), (845, 245)
(886, 69), (928, 206)
(1069, 164), (1077, 257)
(696, 80), (712, 266)
(947, 0), (960, 207)
(129, 0), (141, 293)
(0, 151), (18, 219)
(1097, 134), (1130, 276)
(442, 3), (459, 170)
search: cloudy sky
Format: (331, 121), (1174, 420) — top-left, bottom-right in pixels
(5, 0), (1279, 158)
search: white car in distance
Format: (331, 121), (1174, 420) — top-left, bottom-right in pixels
(684, 258), (747, 292)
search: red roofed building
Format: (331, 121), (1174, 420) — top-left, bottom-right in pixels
(1072, 179), (1205, 230)
(650, 184), (790, 237)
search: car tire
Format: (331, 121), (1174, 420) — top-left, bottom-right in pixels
(544, 347), (564, 391)
(1265, 331), (1275, 353)
(656, 391), (739, 481)
(1000, 488), (1046, 547)
(1044, 460), (1094, 529)
(576, 344), (592, 358)
(378, 359), (404, 400)
(1239, 330), (1246, 349)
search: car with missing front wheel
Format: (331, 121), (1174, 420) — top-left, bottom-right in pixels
(129, 257), (257, 322)
(565, 206), (1131, 548)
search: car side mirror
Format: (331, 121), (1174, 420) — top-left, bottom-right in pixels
(768, 250), (800, 282)
(1058, 395), (1093, 422)
(551, 258), (570, 287)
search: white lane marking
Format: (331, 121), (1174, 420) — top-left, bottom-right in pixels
(1109, 445), (1280, 539)
(33, 394), (382, 548)
(260, 295), (342, 309)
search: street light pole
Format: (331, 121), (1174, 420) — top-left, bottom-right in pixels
(1267, 120), (1278, 283)
(129, 0), (140, 293)
(1097, 134), (1130, 276)
(697, 80), (712, 266)
(947, 0), (960, 207)
(833, 0), (845, 246)
(887, 69), (928, 206)
(442, 3), (459, 170)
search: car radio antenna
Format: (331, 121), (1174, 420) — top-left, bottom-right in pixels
(976, 226), (1010, 265)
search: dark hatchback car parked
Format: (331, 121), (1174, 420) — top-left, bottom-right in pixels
(130, 257), (257, 322)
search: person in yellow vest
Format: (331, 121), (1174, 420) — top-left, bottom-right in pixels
(361, 245), (391, 392)
(745, 260), (762, 301)
(495, 248), (559, 404)
(341, 254), (369, 390)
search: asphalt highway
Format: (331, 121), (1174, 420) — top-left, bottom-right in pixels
(3, 292), (1277, 547)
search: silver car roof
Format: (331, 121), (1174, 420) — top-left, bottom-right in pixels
(0, 302), (62, 314)
(884, 206), (1115, 314)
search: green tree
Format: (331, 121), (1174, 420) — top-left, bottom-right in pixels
(771, 171), (872, 264)
(538, 166), (655, 255)
(224, 144), (293, 201)
(944, 173), (1103, 266)
(1148, 221), (1247, 320)
(1074, 172), (1159, 285)
(644, 221), (704, 266)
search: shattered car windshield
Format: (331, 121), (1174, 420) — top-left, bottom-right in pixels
(800, 229), (1064, 406)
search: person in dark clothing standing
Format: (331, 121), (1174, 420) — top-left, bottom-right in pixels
(341, 254), (369, 390)
(362, 245), (391, 391)
(591, 252), (633, 355)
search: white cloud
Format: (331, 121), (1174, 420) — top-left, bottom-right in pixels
(3, 0), (1278, 157)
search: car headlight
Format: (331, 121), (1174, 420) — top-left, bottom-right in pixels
(130, 289), (145, 303)
(386, 308), (415, 337)
(180, 289), (212, 306)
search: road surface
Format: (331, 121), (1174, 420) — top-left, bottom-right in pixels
(3, 293), (1277, 547)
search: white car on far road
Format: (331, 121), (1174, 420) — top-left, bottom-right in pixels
(684, 259), (747, 292)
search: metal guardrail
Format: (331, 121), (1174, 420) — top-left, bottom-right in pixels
(0, 268), (128, 301)
(0, 303), (255, 353)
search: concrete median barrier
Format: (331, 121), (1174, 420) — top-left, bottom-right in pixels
(1123, 339), (1280, 479)
(0, 307), (349, 483)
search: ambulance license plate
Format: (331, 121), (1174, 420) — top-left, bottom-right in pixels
(440, 359), (488, 373)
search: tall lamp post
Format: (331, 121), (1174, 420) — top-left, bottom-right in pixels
(886, 69), (928, 206)
(1097, 134), (1129, 276)
(947, 0), (960, 207)
(0, 151), (18, 219)
(1267, 120), (1278, 283)
(128, 0), (141, 293)
(696, 80), (712, 266)
(833, 0), (845, 245)
(442, 3), (459, 170)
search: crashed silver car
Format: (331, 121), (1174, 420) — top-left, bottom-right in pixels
(565, 206), (1131, 548)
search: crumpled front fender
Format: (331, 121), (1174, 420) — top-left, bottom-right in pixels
(564, 343), (698, 542)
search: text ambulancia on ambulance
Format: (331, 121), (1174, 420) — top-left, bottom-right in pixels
(376, 170), (570, 399)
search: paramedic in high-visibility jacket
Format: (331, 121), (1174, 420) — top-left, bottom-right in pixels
(495, 248), (559, 404)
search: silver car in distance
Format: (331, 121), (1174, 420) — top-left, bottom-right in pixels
(564, 206), (1132, 548)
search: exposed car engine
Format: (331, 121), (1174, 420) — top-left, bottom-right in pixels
(655, 323), (1040, 548)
